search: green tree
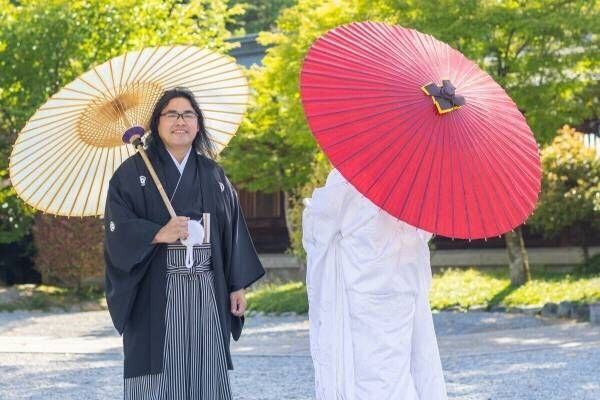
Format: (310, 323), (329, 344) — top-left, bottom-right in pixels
(227, 0), (296, 33)
(403, 0), (599, 285)
(0, 0), (242, 243)
(222, 0), (598, 282)
(530, 125), (600, 261)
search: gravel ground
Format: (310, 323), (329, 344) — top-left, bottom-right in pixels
(0, 310), (598, 399)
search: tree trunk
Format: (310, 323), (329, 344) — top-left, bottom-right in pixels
(505, 227), (531, 286)
(283, 191), (294, 243)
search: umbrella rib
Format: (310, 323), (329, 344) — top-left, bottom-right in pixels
(463, 106), (540, 182)
(302, 68), (418, 90)
(109, 59), (117, 99)
(204, 125), (236, 136)
(394, 112), (438, 219)
(127, 47), (163, 86)
(359, 109), (429, 196)
(10, 130), (81, 172)
(25, 108), (84, 124)
(192, 99), (248, 105)
(188, 86), (249, 95)
(446, 116), (471, 239)
(95, 147), (112, 216)
(320, 100), (427, 152)
(367, 24), (436, 83)
(14, 118), (79, 150)
(134, 46), (182, 84)
(367, 23), (440, 85)
(199, 108), (245, 116)
(376, 116), (430, 209)
(459, 108), (539, 217)
(466, 102), (539, 158)
(49, 141), (95, 214)
(303, 94), (409, 102)
(13, 134), (80, 183)
(155, 47), (225, 82)
(452, 113), (505, 237)
(92, 65), (127, 123)
(307, 97), (416, 120)
(304, 54), (422, 89)
(204, 115), (243, 125)
(122, 48), (144, 88)
(191, 93), (248, 98)
(77, 75), (113, 100)
(151, 50), (229, 86)
(159, 65), (243, 88)
(431, 117), (446, 235)
(301, 83), (412, 92)
(414, 112), (444, 228)
(79, 145), (103, 217)
(184, 78), (249, 91)
(166, 57), (239, 80)
(60, 86), (102, 99)
(37, 103), (89, 111)
(118, 51), (127, 90)
(322, 25), (428, 87)
(18, 136), (83, 206)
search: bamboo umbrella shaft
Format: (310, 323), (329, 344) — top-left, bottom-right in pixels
(129, 135), (177, 218)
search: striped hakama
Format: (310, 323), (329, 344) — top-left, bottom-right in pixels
(124, 243), (232, 400)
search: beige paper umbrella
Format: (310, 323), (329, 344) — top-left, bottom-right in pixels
(9, 45), (249, 217)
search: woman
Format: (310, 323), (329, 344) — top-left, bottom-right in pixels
(303, 169), (447, 400)
(104, 87), (264, 399)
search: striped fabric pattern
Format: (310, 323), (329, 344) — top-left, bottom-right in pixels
(124, 244), (232, 400)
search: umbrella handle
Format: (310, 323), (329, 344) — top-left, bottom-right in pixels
(125, 132), (177, 218)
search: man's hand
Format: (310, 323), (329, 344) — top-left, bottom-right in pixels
(230, 289), (246, 317)
(152, 216), (190, 244)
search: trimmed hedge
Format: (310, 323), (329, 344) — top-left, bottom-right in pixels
(32, 214), (104, 291)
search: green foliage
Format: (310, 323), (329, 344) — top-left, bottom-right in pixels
(221, 0), (371, 191)
(286, 152), (330, 261)
(221, 0), (599, 256)
(227, 0), (296, 33)
(579, 254), (600, 275)
(224, 0), (598, 193)
(529, 125), (600, 247)
(0, 169), (35, 244)
(0, 0), (242, 244)
(403, 0), (600, 144)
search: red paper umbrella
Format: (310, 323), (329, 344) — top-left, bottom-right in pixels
(300, 21), (541, 240)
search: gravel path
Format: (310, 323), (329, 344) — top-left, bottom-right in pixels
(0, 310), (598, 399)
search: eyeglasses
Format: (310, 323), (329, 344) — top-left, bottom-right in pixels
(160, 111), (198, 123)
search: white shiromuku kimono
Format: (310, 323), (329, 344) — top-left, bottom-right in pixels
(302, 169), (447, 400)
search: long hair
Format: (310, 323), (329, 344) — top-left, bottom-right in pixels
(146, 87), (215, 159)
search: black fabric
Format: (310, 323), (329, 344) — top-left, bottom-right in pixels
(104, 145), (264, 379)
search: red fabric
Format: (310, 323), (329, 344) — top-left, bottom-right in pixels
(300, 21), (541, 239)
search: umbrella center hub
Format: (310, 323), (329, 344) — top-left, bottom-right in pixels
(421, 79), (466, 115)
(440, 85), (455, 99)
(77, 82), (164, 147)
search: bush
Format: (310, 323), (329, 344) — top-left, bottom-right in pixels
(0, 169), (35, 244)
(578, 253), (600, 275)
(31, 214), (104, 291)
(529, 125), (600, 257)
(286, 153), (331, 262)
